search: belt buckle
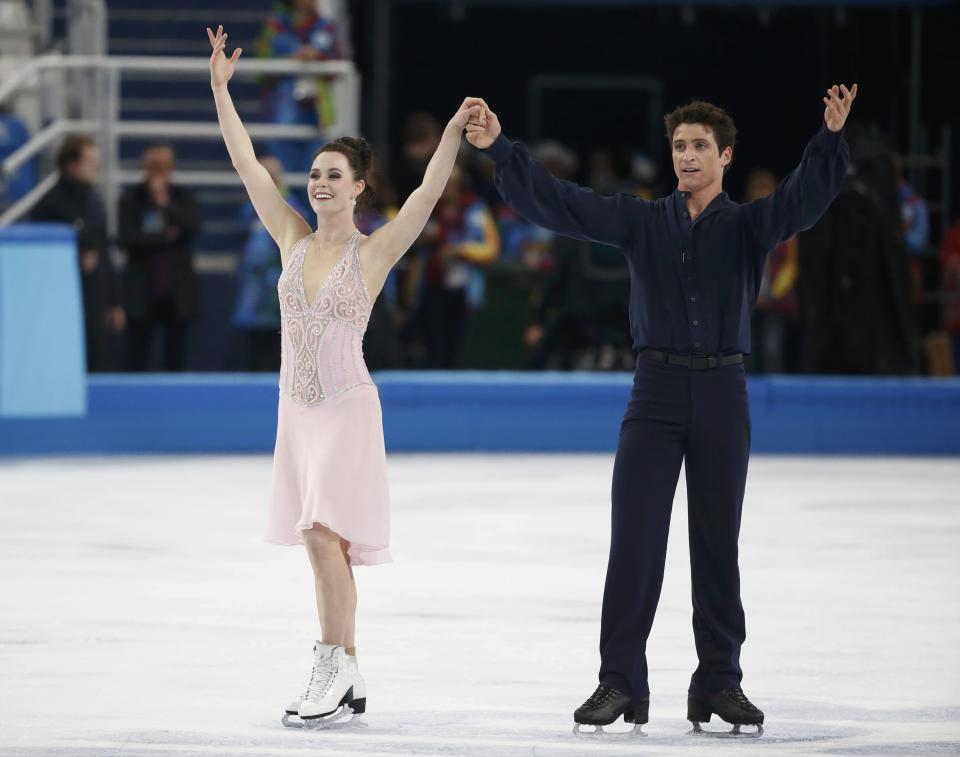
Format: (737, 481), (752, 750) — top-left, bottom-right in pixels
(690, 356), (707, 370)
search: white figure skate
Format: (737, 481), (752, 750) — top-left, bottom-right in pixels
(281, 642), (366, 730)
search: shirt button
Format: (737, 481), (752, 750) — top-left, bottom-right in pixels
(694, 341), (702, 348)
(692, 320), (699, 326)
(690, 296), (697, 303)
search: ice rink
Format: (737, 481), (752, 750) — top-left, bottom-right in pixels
(1, 453), (958, 756)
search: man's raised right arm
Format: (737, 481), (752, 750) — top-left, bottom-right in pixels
(465, 97), (640, 249)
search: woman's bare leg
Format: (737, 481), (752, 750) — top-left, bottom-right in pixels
(303, 525), (357, 650)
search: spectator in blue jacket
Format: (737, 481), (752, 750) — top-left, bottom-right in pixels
(0, 108), (36, 206)
(233, 155), (309, 371)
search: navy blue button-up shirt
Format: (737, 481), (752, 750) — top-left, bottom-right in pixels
(482, 125), (849, 355)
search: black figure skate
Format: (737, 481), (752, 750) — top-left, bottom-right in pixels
(687, 687), (764, 737)
(572, 685), (648, 737)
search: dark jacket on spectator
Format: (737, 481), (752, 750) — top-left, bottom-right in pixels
(118, 183), (201, 320)
(31, 176), (115, 297)
(798, 148), (916, 375)
(30, 177), (119, 370)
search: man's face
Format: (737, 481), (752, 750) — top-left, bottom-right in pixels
(671, 123), (731, 193)
(68, 144), (100, 185)
(143, 147), (175, 183)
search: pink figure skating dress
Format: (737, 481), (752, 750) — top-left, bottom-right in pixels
(265, 229), (391, 566)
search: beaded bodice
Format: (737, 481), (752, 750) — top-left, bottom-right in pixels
(278, 230), (373, 406)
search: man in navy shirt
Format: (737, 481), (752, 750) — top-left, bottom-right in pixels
(465, 84), (856, 734)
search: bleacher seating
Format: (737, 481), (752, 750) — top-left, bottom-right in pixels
(39, 1), (321, 368)
(48, 0), (286, 260)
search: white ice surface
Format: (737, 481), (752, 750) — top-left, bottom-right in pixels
(0, 454), (958, 757)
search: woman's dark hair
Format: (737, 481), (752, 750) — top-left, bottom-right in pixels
(314, 136), (377, 209)
(663, 100), (737, 173)
(57, 134), (97, 172)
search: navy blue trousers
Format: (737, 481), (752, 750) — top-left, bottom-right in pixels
(598, 355), (751, 700)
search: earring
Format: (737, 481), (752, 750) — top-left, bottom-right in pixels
(350, 197), (357, 207)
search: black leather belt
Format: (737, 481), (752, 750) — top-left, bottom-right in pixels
(640, 349), (744, 370)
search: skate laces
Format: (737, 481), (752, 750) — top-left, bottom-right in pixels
(303, 652), (339, 703)
(723, 688), (758, 712)
(583, 686), (621, 708)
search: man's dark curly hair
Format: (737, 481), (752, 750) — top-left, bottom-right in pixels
(664, 101), (737, 173)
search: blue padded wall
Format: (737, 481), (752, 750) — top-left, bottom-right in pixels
(0, 372), (957, 456)
(0, 225), (86, 417)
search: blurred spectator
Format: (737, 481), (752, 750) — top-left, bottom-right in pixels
(587, 149), (622, 195)
(393, 113), (442, 202)
(0, 107), (35, 206)
(940, 208), (960, 370)
(233, 156), (307, 371)
(746, 169), (801, 374)
(118, 144), (200, 372)
(419, 165), (500, 367)
(462, 140), (502, 215)
(496, 141), (574, 266)
(630, 152), (659, 200)
(256, 0), (342, 172)
(894, 155), (931, 255)
(30, 135), (124, 372)
(524, 237), (632, 370)
(797, 135), (916, 375)
(521, 154), (632, 370)
(383, 114), (444, 366)
(355, 160), (404, 370)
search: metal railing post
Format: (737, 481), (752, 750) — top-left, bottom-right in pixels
(1, 55), (361, 226)
(103, 65), (120, 239)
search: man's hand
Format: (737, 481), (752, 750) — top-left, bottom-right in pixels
(823, 83), (857, 133)
(463, 97), (502, 150)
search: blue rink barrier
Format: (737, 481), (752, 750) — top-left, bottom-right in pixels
(0, 372), (957, 456)
(0, 224), (85, 417)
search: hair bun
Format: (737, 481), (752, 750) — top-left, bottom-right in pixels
(337, 136), (373, 172)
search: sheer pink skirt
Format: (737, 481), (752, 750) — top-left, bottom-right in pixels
(265, 384), (392, 566)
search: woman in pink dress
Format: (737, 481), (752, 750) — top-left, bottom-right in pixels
(208, 25), (479, 728)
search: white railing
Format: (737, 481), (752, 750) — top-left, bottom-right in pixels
(0, 52), (361, 231)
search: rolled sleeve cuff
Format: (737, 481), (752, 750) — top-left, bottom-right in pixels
(814, 122), (845, 152)
(483, 133), (514, 164)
